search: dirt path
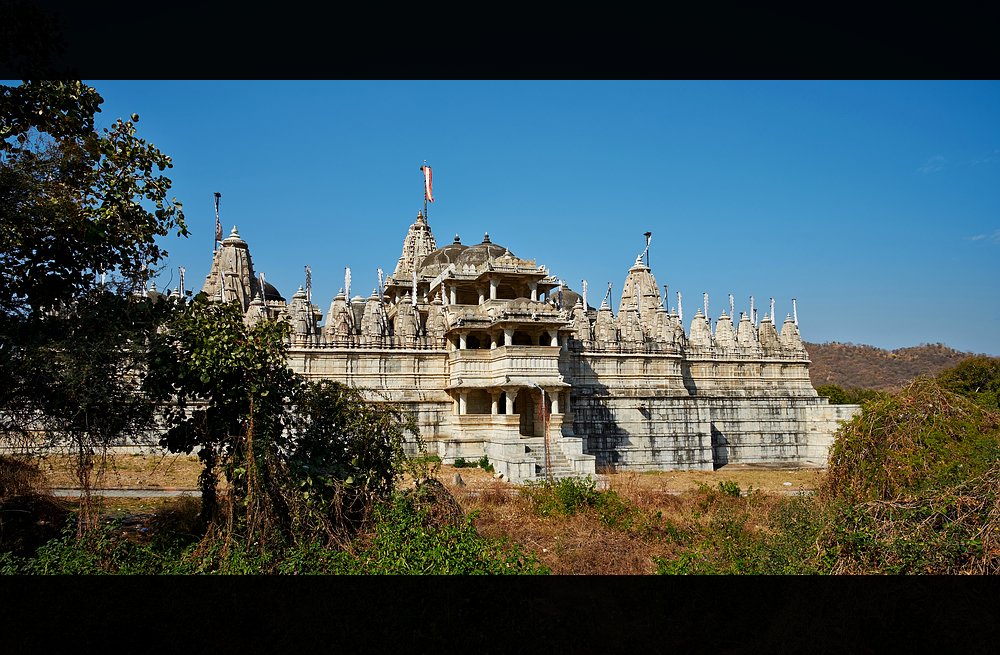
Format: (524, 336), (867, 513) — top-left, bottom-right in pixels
(32, 453), (827, 496)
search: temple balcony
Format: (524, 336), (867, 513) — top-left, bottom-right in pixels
(447, 345), (564, 388)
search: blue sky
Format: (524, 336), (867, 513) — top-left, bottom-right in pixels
(90, 80), (1000, 355)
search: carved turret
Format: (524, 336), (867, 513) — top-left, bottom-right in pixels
(619, 254), (662, 338)
(323, 289), (353, 344)
(288, 286), (320, 346)
(393, 300), (421, 346)
(244, 294), (267, 327)
(392, 212), (437, 280)
(758, 314), (780, 353)
(688, 309), (712, 348)
(654, 304), (672, 344)
(571, 298), (592, 342)
(780, 314), (805, 354)
(736, 312), (758, 351)
(714, 312), (736, 350)
(424, 293), (447, 343)
(617, 304), (644, 344)
(202, 225), (261, 312)
(594, 299), (618, 344)
(360, 289), (389, 344)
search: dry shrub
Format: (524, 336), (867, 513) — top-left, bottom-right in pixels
(477, 478), (516, 506)
(823, 377), (1000, 502)
(401, 478), (464, 529)
(0, 456), (70, 557)
(0, 455), (48, 498)
(817, 377), (1000, 574)
(457, 477), (686, 575)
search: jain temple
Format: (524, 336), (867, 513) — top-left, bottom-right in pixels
(197, 213), (858, 483)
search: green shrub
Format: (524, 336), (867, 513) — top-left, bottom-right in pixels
(347, 493), (549, 575)
(523, 476), (602, 517)
(453, 457), (469, 468)
(476, 455), (494, 473)
(718, 480), (741, 497)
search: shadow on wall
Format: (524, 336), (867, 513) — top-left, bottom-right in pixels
(711, 424), (729, 470)
(563, 340), (626, 470)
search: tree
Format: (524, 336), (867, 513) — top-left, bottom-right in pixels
(146, 294), (417, 555)
(937, 356), (1000, 411)
(0, 80), (187, 534)
(145, 295), (299, 536)
(1, 80), (186, 314)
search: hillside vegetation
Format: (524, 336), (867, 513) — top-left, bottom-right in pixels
(806, 341), (979, 390)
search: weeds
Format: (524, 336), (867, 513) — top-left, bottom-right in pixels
(453, 456), (494, 472)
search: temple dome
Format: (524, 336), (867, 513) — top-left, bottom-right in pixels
(549, 286), (584, 310)
(453, 233), (511, 269)
(418, 234), (469, 278)
(261, 280), (284, 302)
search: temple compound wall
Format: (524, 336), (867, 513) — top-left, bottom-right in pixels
(200, 216), (860, 484)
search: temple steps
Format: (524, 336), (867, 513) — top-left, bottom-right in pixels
(523, 437), (581, 482)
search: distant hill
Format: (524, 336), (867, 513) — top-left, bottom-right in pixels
(804, 342), (980, 391)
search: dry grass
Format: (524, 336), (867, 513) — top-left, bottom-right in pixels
(20, 455), (826, 574)
(31, 452), (202, 490)
(432, 463), (822, 574)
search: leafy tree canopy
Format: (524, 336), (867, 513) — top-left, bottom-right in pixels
(0, 80), (187, 315)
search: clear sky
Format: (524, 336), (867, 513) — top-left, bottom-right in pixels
(89, 80), (1000, 355)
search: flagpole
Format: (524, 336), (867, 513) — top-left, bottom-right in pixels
(422, 160), (428, 221)
(213, 192), (222, 255)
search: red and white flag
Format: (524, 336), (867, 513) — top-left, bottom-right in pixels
(421, 165), (434, 203)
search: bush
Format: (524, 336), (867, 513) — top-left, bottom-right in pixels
(344, 492), (549, 575)
(823, 377), (1000, 501)
(817, 376), (1000, 574)
(718, 480), (741, 497)
(937, 356), (1000, 411)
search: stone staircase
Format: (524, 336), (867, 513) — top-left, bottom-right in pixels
(521, 436), (581, 482)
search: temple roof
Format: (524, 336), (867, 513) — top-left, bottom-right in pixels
(418, 235), (469, 278)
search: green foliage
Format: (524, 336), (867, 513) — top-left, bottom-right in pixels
(453, 456), (493, 472)
(823, 377), (1000, 502)
(523, 476), (641, 531)
(146, 295), (416, 549)
(816, 374), (1000, 574)
(2, 492), (548, 575)
(717, 480), (741, 497)
(816, 384), (887, 406)
(1, 515), (198, 575)
(0, 80), (186, 314)
(0, 80), (187, 536)
(937, 356), (1000, 412)
(282, 380), (416, 539)
(524, 476), (602, 517)
(343, 493), (549, 575)
(145, 295), (297, 532)
(656, 494), (825, 575)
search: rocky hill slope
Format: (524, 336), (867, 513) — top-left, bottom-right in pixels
(805, 342), (980, 390)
